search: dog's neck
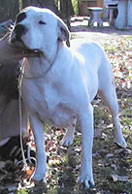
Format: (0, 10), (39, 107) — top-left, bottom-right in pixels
(23, 41), (61, 79)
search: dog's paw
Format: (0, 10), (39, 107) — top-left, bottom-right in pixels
(61, 136), (74, 147)
(78, 174), (95, 189)
(31, 178), (46, 187)
(115, 136), (127, 148)
(31, 171), (46, 183)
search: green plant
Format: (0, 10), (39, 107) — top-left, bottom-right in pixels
(72, 0), (79, 15)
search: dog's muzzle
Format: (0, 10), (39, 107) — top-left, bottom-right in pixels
(10, 24), (42, 57)
(11, 24), (27, 47)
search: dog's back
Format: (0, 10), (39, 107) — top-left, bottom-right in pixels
(70, 40), (114, 101)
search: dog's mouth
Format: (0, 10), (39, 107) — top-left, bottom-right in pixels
(10, 36), (43, 58)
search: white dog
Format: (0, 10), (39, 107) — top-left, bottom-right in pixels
(10, 6), (127, 188)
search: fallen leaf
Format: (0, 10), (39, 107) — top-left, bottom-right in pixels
(26, 166), (35, 176)
(111, 174), (128, 182)
(0, 161), (6, 169)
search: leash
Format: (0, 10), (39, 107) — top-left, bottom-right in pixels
(18, 63), (37, 167)
(18, 62), (28, 167)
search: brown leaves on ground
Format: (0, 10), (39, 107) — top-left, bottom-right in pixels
(104, 37), (132, 91)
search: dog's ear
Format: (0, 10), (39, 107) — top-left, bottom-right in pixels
(58, 18), (70, 47)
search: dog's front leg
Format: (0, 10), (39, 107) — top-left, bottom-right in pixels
(78, 103), (95, 189)
(30, 115), (46, 183)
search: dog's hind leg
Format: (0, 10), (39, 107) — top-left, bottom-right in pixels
(98, 61), (127, 148)
(99, 89), (127, 148)
(61, 117), (77, 147)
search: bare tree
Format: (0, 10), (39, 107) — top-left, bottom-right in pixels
(60, 0), (74, 18)
(22, 0), (57, 13)
(59, 0), (74, 29)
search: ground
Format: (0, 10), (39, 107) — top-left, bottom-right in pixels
(0, 19), (132, 194)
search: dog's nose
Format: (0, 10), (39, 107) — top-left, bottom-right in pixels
(14, 24), (27, 39)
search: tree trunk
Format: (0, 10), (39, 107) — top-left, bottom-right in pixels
(22, 0), (57, 13)
(60, 0), (74, 18)
(0, 0), (19, 22)
(59, 0), (74, 29)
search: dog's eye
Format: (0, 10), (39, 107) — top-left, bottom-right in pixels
(39, 20), (46, 25)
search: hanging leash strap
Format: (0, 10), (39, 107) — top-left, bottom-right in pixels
(18, 60), (28, 167)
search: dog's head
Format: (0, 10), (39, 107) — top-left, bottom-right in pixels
(10, 6), (70, 55)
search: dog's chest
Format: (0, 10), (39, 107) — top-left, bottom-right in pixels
(22, 79), (72, 126)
